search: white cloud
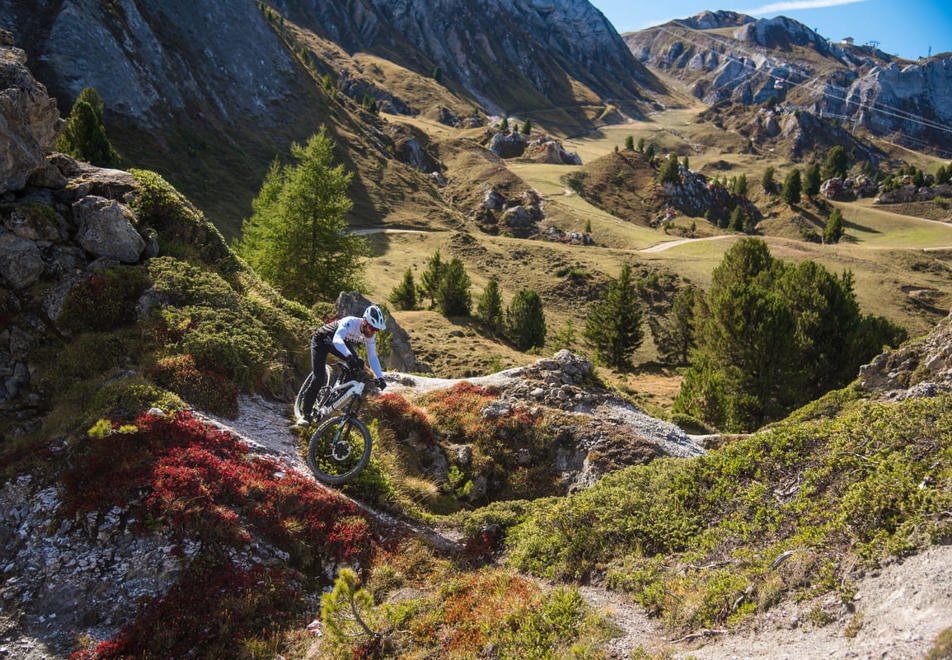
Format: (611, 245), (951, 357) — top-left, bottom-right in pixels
(743, 0), (867, 14)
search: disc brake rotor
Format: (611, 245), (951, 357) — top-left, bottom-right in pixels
(331, 440), (352, 461)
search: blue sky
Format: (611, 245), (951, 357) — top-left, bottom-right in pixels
(590, 0), (952, 61)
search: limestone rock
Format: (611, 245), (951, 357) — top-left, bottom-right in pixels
(0, 231), (45, 289)
(489, 131), (527, 159)
(335, 290), (431, 373)
(72, 195), (145, 263)
(0, 37), (63, 194)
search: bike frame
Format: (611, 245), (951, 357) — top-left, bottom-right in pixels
(327, 371), (366, 443)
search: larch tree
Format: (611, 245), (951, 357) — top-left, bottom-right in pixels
(237, 127), (366, 306)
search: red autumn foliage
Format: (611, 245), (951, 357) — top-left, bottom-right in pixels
(59, 267), (150, 332)
(366, 393), (435, 445)
(420, 381), (539, 447)
(435, 572), (543, 653)
(62, 411), (375, 566)
(71, 560), (301, 660)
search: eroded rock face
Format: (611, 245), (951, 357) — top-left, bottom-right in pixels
(859, 309), (952, 400)
(0, 30), (63, 194)
(335, 290), (431, 373)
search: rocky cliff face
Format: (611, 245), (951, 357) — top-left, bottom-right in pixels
(0, 0), (307, 129)
(625, 11), (952, 151)
(3, 0), (652, 128)
(0, 29), (62, 194)
(273, 0), (655, 116)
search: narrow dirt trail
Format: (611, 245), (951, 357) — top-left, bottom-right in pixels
(198, 383), (951, 659)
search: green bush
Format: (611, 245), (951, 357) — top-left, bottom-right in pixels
(58, 266), (150, 333)
(129, 170), (232, 267)
(508, 395), (952, 629)
(147, 354), (239, 417)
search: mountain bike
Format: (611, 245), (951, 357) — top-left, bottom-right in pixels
(294, 362), (373, 485)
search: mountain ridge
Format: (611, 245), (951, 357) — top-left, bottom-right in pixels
(624, 10), (952, 154)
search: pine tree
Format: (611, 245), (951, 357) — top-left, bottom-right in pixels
(650, 285), (697, 365)
(56, 87), (120, 167)
(804, 162), (822, 196)
(730, 206), (746, 231)
(823, 207), (845, 244)
(644, 143), (656, 164)
(418, 250), (445, 309)
(476, 277), (504, 335)
(583, 265), (644, 369)
(936, 165), (950, 185)
(507, 289), (546, 350)
(388, 268), (417, 310)
(761, 166), (776, 194)
(625, 135), (635, 150)
(500, 117), (509, 132)
(237, 127), (366, 306)
(734, 173), (748, 197)
(521, 118), (532, 135)
(552, 318), (577, 352)
(658, 153), (681, 184)
(436, 257), (471, 316)
(821, 145), (849, 180)
(781, 168), (802, 206)
(321, 568), (380, 645)
(636, 137), (645, 152)
(672, 238), (903, 432)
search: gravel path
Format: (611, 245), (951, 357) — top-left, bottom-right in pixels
(573, 544), (952, 659)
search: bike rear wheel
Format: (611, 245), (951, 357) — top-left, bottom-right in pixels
(293, 372), (314, 421)
(306, 415), (373, 485)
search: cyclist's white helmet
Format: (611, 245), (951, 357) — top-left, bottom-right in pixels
(363, 304), (386, 330)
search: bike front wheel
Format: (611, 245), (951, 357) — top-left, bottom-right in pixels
(306, 415), (373, 485)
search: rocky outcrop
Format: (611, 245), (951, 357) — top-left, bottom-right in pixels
(470, 350), (703, 492)
(489, 131), (528, 159)
(472, 186), (545, 238)
(875, 182), (952, 204)
(859, 309), (952, 401)
(334, 290), (430, 374)
(0, 29), (62, 194)
(660, 162), (759, 227)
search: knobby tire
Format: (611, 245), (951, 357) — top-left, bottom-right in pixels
(306, 415), (373, 485)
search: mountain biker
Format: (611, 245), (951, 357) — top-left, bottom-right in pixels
(297, 304), (388, 425)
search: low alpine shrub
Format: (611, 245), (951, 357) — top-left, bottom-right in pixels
(58, 266), (150, 332)
(147, 353), (239, 417)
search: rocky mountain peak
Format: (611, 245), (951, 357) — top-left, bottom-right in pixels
(676, 10), (754, 30)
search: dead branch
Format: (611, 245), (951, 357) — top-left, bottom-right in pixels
(672, 628), (728, 643)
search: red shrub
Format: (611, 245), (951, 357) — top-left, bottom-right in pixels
(71, 560), (301, 659)
(59, 267), (150, 332)
(420, 382), (539, 448)
(62, 411), (375, 566)
(367, 393), (435, 445)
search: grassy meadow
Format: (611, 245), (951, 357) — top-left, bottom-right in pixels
(363, 105), (952, 407)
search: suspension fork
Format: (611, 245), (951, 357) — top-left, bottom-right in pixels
(331, 393), (364, 443)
